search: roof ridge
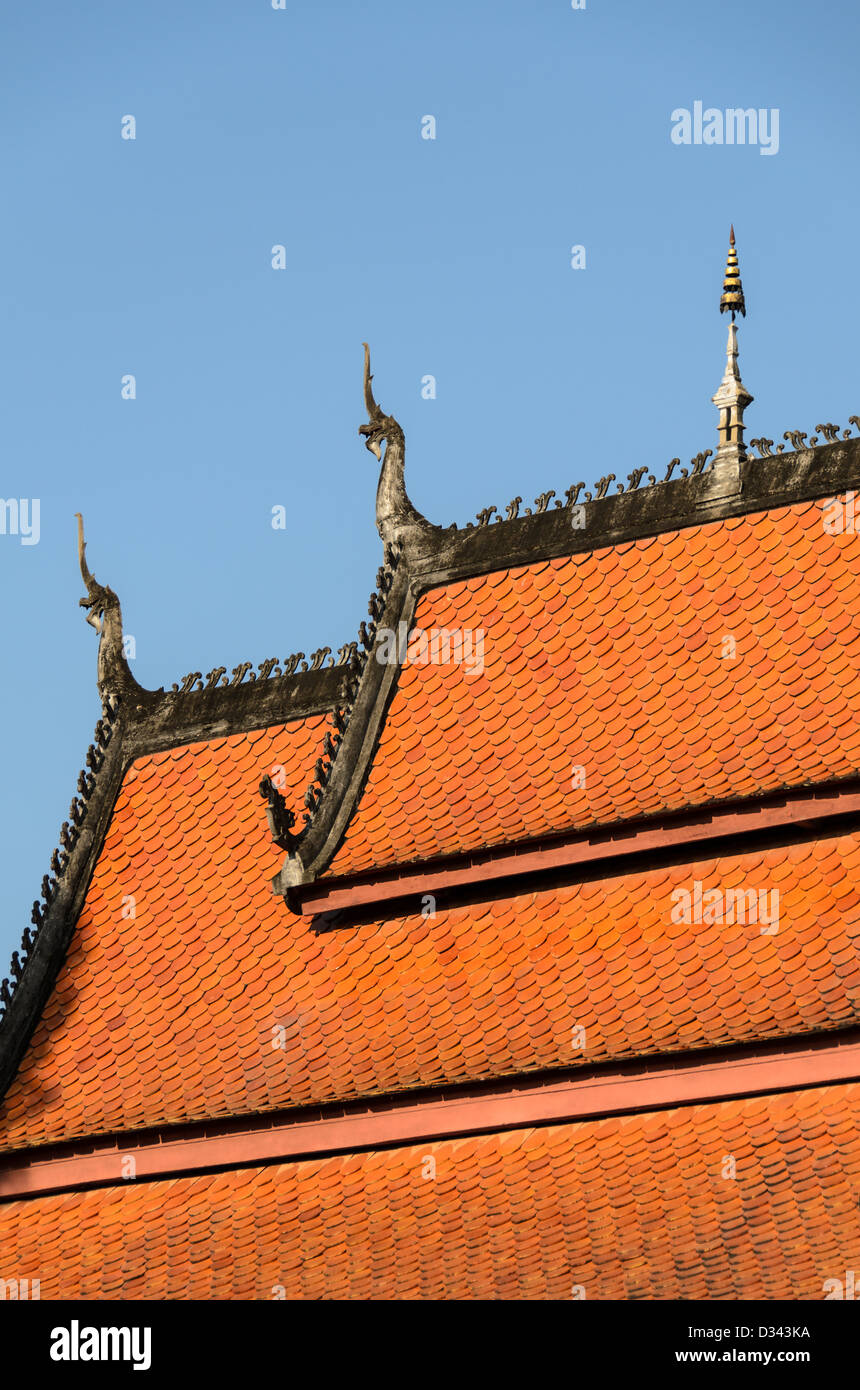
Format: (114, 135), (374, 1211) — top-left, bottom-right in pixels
(75, 514), (367, 733)
(0, 694), (122, 1042)
(258, 543), (405, 875)
(446, 416), (860, 535)
(267, 559), (416, 899)
(450, 450), (713, 528)
(294, 545), (402, 833)
(166, 643), (359, 697)
(749, 418), (860, 456)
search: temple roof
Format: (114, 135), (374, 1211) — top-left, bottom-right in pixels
(2, 418), (860, 1136)
(3, 396), (860, 1104)
(2, 252), (860, 1298)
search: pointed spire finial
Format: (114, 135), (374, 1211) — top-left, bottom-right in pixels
(720, 225), (745, 320)
(712, 227), (753, 471)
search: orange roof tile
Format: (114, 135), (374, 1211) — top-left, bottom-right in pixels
(1, 683), (858, 1149)
(1, 1083), (859, 1298)
(327, 498), (860, 875)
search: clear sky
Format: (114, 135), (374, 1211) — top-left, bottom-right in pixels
(1, 0), (859, 968)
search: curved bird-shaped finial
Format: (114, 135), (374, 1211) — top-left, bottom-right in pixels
(357, 343), (435, 546)
(73, 513), (140, 704)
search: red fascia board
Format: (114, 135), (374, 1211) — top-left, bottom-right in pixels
(295, 782), (860, 915)
(2, 1030), (859, 1201)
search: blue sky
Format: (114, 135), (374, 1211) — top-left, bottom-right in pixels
(1, 0), (859, 967)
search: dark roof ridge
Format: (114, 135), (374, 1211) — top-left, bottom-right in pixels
(74, 513), (365, 753)
(0, 697), (126, 1099)
(406, 427), (860, 584)
(270, 543), (412, 895)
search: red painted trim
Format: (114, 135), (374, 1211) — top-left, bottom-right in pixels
(2, 1030), (859, 1201)
(297, 782), (860, 915)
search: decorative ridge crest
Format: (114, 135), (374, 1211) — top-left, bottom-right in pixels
(0, 695), (121, 1031)
(447, 451), (717, 533)
(441, 418), (860, 535)
(169, 643), (358, 697)
(749, 418), (860, 457)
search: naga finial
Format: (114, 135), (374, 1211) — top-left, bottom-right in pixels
(357, 343), (434, 547)
(74, 513), (139, 703)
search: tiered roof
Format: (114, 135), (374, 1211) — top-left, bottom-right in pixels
(2, 235), (860, 1299)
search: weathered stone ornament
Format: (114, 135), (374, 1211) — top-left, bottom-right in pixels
(359, 343), (434, 548)
(258, 776), (298, 852)
(76, 513), (140, 707)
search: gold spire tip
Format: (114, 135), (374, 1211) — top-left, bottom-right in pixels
(719, 226), (745, 320)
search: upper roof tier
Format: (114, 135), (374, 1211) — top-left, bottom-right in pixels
(322, 495), (860, 881)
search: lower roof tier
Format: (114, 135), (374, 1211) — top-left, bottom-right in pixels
(0, 1080), (858, 1299)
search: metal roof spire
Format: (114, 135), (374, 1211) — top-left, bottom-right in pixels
(719, 224), (746, 321)
(712, 226), (753, 471)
